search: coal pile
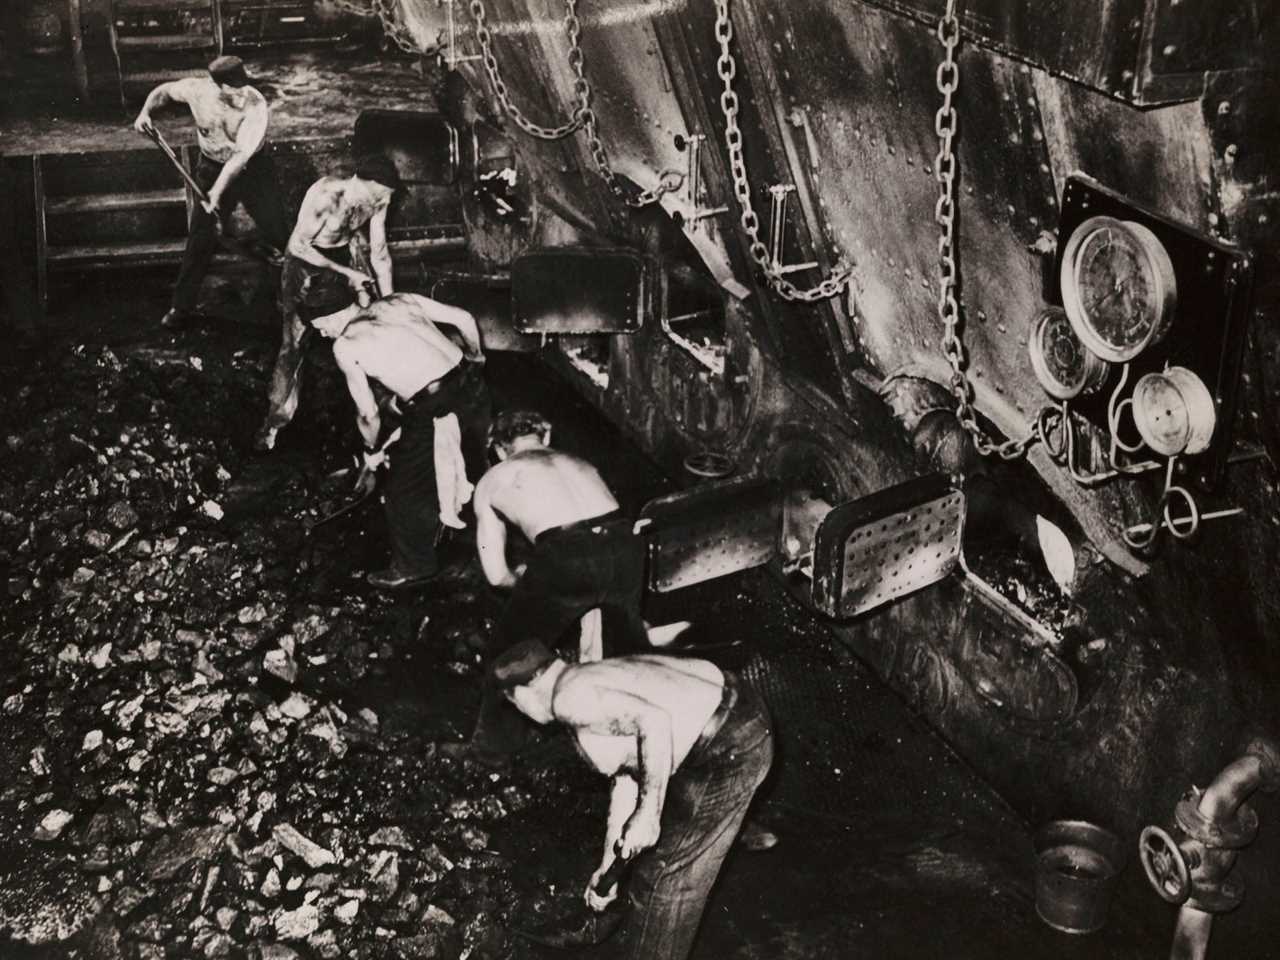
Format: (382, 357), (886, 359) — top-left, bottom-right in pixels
(0, 338), (595, 959)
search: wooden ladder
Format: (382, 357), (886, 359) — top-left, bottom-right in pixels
(110, 0), (224, 105)
(29, 147), (250, 310)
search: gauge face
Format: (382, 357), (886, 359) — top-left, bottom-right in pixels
(1132, 367), (1215, 457)
(1029, 306), (1109, 400)
(1060, 216), (1177, 363)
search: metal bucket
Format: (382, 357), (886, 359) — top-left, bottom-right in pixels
(1034, 820), (1123, 934)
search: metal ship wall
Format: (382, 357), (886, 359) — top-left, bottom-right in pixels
(410, 0), (1280, 839)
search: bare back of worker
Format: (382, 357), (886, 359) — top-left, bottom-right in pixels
(553, 655), (725, 778)
(291, 176), (386, 251)
(482, 449), (621, 544)
(323, 297), (464, 399)
(168, 77), (266, 163)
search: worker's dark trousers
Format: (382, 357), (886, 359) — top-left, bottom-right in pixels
(383, 362), (490, 578)
(615, 673), (774, 960)
(171, 151), (288, 315)
(471, 514), (650, 757)
(260, 244), (374, 440)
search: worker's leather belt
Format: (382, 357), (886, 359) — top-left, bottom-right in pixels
(404, 361), (469, 407)
(534, 509), (628, 544)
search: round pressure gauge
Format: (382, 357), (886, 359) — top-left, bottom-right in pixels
(1132, 366), (1216, 456)
(1028, 306), (1110, 400)
(1059, 216), (1177, 363)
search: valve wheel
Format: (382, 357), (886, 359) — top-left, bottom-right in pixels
(1139, 825), (1191, 904)
(684, 450), (735, 479)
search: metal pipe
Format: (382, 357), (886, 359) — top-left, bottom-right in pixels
(1166, 740), (1279, 960)
(1170, 908), (1214, 960)
(1196, 755), (1265, 821)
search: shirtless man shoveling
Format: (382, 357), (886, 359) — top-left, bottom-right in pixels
(494, 642), (774, 960)
(133, 56), (288, 330)
(312, 292), (490, 589)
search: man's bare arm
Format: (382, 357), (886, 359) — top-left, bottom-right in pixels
(367, 203), (393, 296)
(584, 773), (638, 911)
(474, 476), (516, 588)
(206, 95), (268, 210)
(287, 182), (374, 284)
(333, 339), (381, 449)
(556, 679), (674, 858)
(133, 78), (196, 133)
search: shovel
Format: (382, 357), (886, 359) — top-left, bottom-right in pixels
(513, 851), (634, 949)
(139, 126), (284, 267)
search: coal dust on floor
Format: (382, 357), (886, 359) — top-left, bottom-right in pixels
(0, 314), (1176, 960)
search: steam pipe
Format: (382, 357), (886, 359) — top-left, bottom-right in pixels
(1167, 738), (1280, 960)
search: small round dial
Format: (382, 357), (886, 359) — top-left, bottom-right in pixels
(1060, 216), (1177, 363)
(1028, 306), (1109, 400)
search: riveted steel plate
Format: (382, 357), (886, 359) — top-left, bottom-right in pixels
(512, 248), (652, 334)
(640, 475), (781, 593)
(812, 474), (963, 620)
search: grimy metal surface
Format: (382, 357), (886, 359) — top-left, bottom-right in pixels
(422, 0), (1280, 845)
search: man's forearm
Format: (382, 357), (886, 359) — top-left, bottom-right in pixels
(633, 727), (672, 824)
(372, 250), (393, 297)
(357, 412), (381, 451)
(604, 776), (639, 864)
(208, 152), (251, 204)
(289, 239), (355, 277)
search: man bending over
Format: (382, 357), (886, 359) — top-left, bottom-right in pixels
(469, 411), (652, 761)
(312, 292), (489, 588)
(494, 641), (774, 960)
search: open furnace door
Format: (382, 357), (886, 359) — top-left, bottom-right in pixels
(512, 248), (653, 334)
(810, 474), (965, 619)
(639, 475), (782, 593)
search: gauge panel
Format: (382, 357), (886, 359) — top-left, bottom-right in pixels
(1052, 174), (1254, 487)
(1060, 216), (1177, 362)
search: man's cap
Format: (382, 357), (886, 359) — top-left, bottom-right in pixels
(493, 639), (558, 690)
(487, 409), (552, 451)
(354, 152), (402, 189)
(208, 55), (250, 88)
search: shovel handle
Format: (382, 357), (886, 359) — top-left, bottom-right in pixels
(593, 852), (633, 896)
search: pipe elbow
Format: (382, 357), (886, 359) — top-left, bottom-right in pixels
(1198, 755), (1265, 822)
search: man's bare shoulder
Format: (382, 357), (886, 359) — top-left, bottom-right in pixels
(168, 76), (209, 101)
(301, 177), (345, 205)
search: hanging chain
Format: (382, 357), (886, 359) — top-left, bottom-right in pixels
(933, 0), (1034, 459)
(325, 0), (431, 56)
(712, 0), (850, 302)
(468, 0), (587, 139)
(466, 0), (682, 205)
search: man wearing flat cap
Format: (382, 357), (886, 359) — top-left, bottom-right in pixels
(255, 152), (401, 452)
(134, 55), (288, 330)
(494, 640), (774, 960)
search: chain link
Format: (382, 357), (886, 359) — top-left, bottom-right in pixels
(325, 0), (432, 56)
(466, 0), (682, 205)
(712, 0), (850, 302)
(468, 0), (586, 139)
(932, 0), (1034, 459)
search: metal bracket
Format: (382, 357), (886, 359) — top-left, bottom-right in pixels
(768, 184), (818, 276)
(676, 133), (728, 231)
(439, 0), (480, 69)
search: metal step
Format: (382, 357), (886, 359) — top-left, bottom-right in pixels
(44, 238), (260, 269)
(116, 34), (219, 51)
(46, 188), (187, 215)
(116, 0), (213, 10)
